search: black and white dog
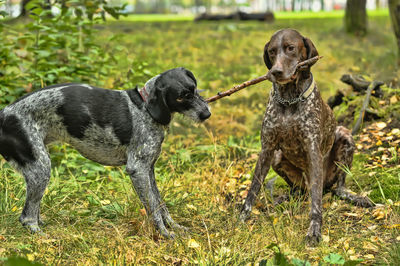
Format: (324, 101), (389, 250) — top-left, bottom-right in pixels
(0, 67), (211, 238)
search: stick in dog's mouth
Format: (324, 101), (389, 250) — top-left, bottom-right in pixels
(205, 56), (322, 103)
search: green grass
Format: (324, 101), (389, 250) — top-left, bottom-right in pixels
(1, 14), (399, 265)
(116, 9), (390, 22)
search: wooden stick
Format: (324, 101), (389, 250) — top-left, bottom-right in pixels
(296, 55), (323, 70)
(205, 55), (323, 103)
(351, 81), (379, 135)
(206, 75), (268, 103)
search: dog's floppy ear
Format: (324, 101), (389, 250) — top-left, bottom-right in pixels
(303, 37), (318, 63)
(263, 41), (273, 69)
(146, 85), (171, 126)
(184, 68), (197, 86)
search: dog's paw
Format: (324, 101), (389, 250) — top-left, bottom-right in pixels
(26, 223), (42, 234)
(239, 206), (251, 222)
(306, 220), (321, 246)
(160, 229), (176, 240)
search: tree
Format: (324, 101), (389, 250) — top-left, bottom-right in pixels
(18, 0), (31, 17)
(389, 0), (400, 66)
(344, 0), (367, 35)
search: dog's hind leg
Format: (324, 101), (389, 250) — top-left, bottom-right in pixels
(19, 144), (51, 233)
(328, 126), (374, 208)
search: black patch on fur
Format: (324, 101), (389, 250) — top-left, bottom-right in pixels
(0, 112), (35, 166)
(57, 85), (133, 145)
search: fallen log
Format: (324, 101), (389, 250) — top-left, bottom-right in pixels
(340, 74), (384, 97)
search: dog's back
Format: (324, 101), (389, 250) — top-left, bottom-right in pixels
(0, 83), (149, 167)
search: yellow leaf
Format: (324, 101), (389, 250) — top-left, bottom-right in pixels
(363, 242), (378, 252)
(11, 206), (17, 212)
(186, 204), (197, 211)
(273, 217), (278, 225)
(349, 255), (359, 260)
(390, 95), (398, 104)
(188, 239), (200, 249)
(364, 254), (375, 259)
(375, 122), (387, 130)
(26, 254), (35, 261)
(385, 224), (400, 229)
(376, 140), (383, 146)
(252, 209), (260, 215)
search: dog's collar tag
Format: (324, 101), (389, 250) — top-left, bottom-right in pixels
(272, 73), (316, 106)
(138, 86), (149, 102)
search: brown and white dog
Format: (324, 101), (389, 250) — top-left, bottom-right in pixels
(239, 29), (373, 245)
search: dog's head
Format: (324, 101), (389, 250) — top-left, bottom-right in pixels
(264, 29), (318, 84)
(143, 67), (211, 125)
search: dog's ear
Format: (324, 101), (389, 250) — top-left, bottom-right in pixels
(184, 68), (197, 86)
(263, 41), (273, 69)
(146, 86), (171, 126)
(303, 37), (318, 62)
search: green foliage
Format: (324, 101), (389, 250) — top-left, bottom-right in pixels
(0, 13), (399, 266)
(0, 0), (125, 108)
(260, 245), (361, 266)
(4, 257), (43, 266)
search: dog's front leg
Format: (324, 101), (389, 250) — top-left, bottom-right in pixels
(305, 140), (324, 245)
(240, 148), (274, 221)
(126, 154), (173, 239)
(149, 165), (188, 231)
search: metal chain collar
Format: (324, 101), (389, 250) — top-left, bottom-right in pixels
(272, 73), (315, 106)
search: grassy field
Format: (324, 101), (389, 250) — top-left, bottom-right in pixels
(0, 13), (399, 265)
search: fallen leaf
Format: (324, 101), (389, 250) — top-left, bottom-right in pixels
(188, 239), (200, 249)
(363, 242), (378, 252)
(139, 208), (146, 216)
(385, 224), (400, 229)
(390, 95), (398, 104)
(344, 212), (359, 217)
(375, 122), (387, 130)
(364, 254), (375, 259)
(186, 204), (197, 211)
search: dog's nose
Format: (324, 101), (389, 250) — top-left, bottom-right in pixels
(199, 109), (211, 120)
(271, 68), (283, 78)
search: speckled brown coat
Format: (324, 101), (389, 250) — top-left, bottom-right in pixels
(240, 29), (373, 245)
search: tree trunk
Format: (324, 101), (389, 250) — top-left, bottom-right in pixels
(320, 0), (325, 11)
(18, 0), (31, 17)
(389, 0), (400, 66)
(345, 0), (367, 36)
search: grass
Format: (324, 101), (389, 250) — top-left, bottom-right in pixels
(1, 14), (400, 265)
(117, 9), (390, 22)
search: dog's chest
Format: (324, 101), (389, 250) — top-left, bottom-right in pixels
(264, 103), (320, 168)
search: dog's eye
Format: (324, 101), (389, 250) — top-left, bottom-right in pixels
(176, 97), (184, 102)
(287, 46), (295, 52)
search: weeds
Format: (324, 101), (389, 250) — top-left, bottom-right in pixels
(0, 14), (399, 265)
